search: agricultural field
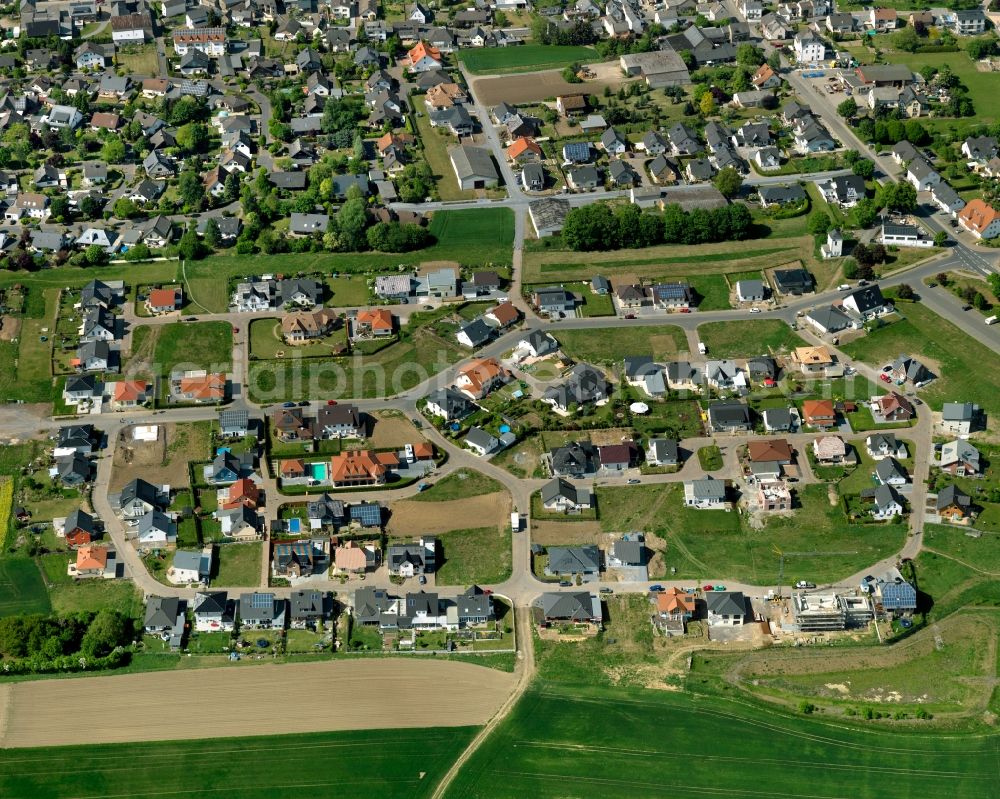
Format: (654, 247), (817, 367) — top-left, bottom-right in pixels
(0, 558), (51, 617)
(555, 325), (688, 363)
(0, 727), (478, 799)
(457, 44), (599, 75)
(840, 299), (1000, 425)
(444, 681), (1000, 799)
(697, 319), (805, 359)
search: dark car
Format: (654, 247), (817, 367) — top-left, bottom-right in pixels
(298, 401), (310, 406)
(558, 580), (572, 587)
(962, 304), (972, 311)
(282, 401), (296, 408)
(648, 584), (665, 592)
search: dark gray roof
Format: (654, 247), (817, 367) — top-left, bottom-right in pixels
(706, 591), (745, 617)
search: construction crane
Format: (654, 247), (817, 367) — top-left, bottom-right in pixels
(772, 544), (785, 595)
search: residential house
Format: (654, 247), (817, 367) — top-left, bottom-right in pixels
(425, 388), (476, 421)
(455, 358), (509, 400)
(874, 392), (915, 422)
(540, 478), (593, 512)
(193, 592), (235, 632)
(542, 363), (609, 413)
(706, 591), (746, 625)
(536, 592), (603, 628)
(958, 199), (1000, 240)
(875, 457), (908, 487)
(941, 402), (982, 435)
(940, 440), (980, 477)
(708, 400), (752, 432)
(546, 545), (600, 578)
(239, 592), (287, 629)
(61, 509), (96, 547)
(867, 432), (906, 460)
(646, 438), (679, 468)
(387, 537), (436, 577)
(937, 484), (973, 522)
(137, 510), (177, 547)
(802, 399), (836, 428)
(684, 476), (727, 509)
(813, 435), (849, 464)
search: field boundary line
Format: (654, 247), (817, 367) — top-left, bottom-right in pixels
(430, 605), (535, 799)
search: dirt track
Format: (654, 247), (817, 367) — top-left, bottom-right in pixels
(388, 493), (510, 536)
(469, 67), (626, 106)
(0, 659), (516, 748)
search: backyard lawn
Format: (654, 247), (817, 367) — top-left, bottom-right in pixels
(458, 44), (600, 74)
(840, 300), (1000, 423)
(213, 543), (262, 586)
(0, 287), (58, 404)
(249, 318), (347, 360)
(698, 319), (805, 359)
(413, 109), (476, 201)
(0, 558), (51, 617)
(434, 526), (512, 585)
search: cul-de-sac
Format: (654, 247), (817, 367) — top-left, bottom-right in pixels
(0, 0), (999, 795)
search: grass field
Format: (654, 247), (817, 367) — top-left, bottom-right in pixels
(214, 543), (262, 586)
(697, 319), (805, 359)
(0, 558), (51, 617)
(840, 300), (1000, 423)
(144, 321), (233, 376)
(523, 238), (809, 283)
(555, 325), (688, 363)
(595, 483), (905, 583)
(435, 526), (512, 585)
(0, 287), (59, 403)
(444, 682), (1000, 799)
(1, 727), (478, 799)
(115, 44), (159, 75)
(457, 44), (599, 75)
(412, 469), (505, 502)
(888, 51), (998, 128)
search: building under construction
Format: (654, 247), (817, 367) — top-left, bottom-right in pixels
(786, 592), (874, 632)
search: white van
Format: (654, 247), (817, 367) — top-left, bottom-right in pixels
(986, 315), (998, 325)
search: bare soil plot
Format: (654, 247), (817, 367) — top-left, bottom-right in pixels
(0, 659), (516, 748)
(109, 422), (210, 491)
(367, 410), (426, 449)
(388, 493), (510, 536)
(531, 520), (602, 546)
(469, 68), (626, 106)
(0, 316), (21, 341)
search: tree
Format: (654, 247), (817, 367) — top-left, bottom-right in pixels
(84, 244), (107, 266)
(736, 42), (765, 67)
(934, 230), (948, 247)
(974, 291), (989, 310)
(80, 611), (129, 659)
(842, 258), (858, 279)
(989, 273), (1000, 297)
(896, 283), (915, 300)
(966, 36), (998, 60)
(852, 159), (875, 179)
(336, 195), (370, 251)
(852, 198), (879, 229)
(101, 138), (125, 164)
(881, 181), (917, 213)
(807, 210), (832, 236)
(713, 166), (743, 198)
(124, 243), (151, 261)
(175, 122), (208, 154)
(837, 97), (858, 119)
(112, 197), (139, 219)
(203, 217), (222, 249)
(79, 195), (102, 219)
(177, 226), (205, 260)
(177, 170), (205, 212)
(366, 221), (431, 252)
(699, 92), (715, 117)
(892, 26), (921, 53)
(563, 203), (619, 251)
(49, 195), (71, 222)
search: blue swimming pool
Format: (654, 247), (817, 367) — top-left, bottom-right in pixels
(310, 462), (328, 481)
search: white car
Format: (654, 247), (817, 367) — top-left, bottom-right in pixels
(749, 308), (761, 314)
(836, 284), (851, 291)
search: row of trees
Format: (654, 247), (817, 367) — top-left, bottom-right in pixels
(561, 201), (754, 252)
(0, 610), (131, 661)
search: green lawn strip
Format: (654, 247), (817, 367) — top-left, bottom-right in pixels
(413, 109), (476, 201)
(923, 524), (1000, 574)
(535, 245), (796, 273)
(434, 526), (512, 585)
(555, 325), (687, 364)
(0, 287), (59, 403)
(697, 445), (723, 471)
(458, 44), (599, 74)
(444, 681), (998, 799)
(410, 469), (505, 502)
(213, 543), (262, 586)
(325, 274), (371, 307)
(697, 319), (805, 359)
(0, 728), (479, 799)
(839, 300), (1000, 420)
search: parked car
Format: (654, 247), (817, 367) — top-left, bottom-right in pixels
(713, 585), (726, 591)
(599, 587), (613, 594)
(627, 478), (640, 484)
(282, 401), (296, 407)
(648, 584), (665, 592)
(702, 584), (715, 592)
(749, 308), (761, 314)
(795, 580), (816, 589)
(558, 580), (572, 587)
(879, 373), (891, 383)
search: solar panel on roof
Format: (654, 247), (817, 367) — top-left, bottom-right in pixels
(251, 593), (273, 608)
(350, 503), (381, 525)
